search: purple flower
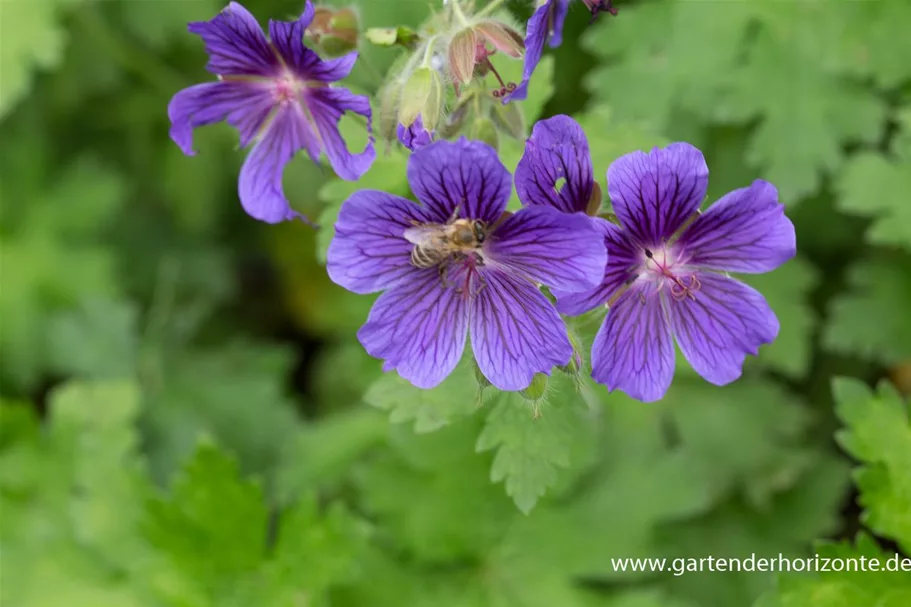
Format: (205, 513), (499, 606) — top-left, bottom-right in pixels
(326, 138), (607, 391)
(168, 2), (376, 224)
(517, 115), (796, 402)
(396, 114), (434, 152)
(505, 0), (616, 103)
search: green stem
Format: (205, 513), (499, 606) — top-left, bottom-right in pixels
(476, 0), (509, 19)
(450, 0), (472, 27)
(421, 35), (439, 67)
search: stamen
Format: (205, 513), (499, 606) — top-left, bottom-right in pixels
(484, 59), (517, 98)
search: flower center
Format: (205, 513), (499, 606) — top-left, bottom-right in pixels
(641, 246), (700, 301)
(272, 73), (302, 105)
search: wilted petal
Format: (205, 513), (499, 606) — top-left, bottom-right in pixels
(678, 180), (796, 274)
(168, 81), (275, 155)
(327, 191), (433, 294)
(591, 281), (675, 402)
(305, 87), (376, 181)
(358, 270), (469, 389)
(484, 206), (605, 292)
(397, 114), (434, 152)
(238, 103), (320, 223)
(668, 273), (779, 386)
(268, 17), (357, 82)
(554, 219), (639, 315)
(188, 2), (280, 77)
(515, 114), (593, 214)
(407, 138), (511, 224)
(607, 142), (708, 246)
(470, 268), (572, 391)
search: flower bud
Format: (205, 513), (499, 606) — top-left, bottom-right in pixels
(475, 21), (524, 58)
(365, 25), (419, 49)
(470, 116), (499, 151)
(398, 67), (444, 130)
(489, 101), (525, 140)
(520, 373), (549, 402)
(306, 6), (359, 57)
(559, 331), (585, 376)
(586, 182), (603, 216)
(448, 28), (479, 85)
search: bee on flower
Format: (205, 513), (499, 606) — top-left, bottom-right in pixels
(326, 138), (607, 391)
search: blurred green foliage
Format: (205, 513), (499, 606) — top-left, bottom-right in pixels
(1, 1), (910, 606)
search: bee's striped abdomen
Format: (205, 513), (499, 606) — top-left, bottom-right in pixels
(410, 246), (444, 268)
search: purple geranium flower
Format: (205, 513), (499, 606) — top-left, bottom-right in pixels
(396, 114), (434, 152)
(326, 138), (607, 391)
(506, 0), (616, 103)
(516, 115), (796, 402)
(168, 2), (376, 224)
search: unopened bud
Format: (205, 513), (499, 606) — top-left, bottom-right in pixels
(365, 25), (419, 49)
(520, 373), (549, 402)
(473, 359), (492, 388)
(559, 331), (585, 376)
(306, 7), (359, 57)
(586, 182), (603, 216)
(448, 28), (479, 85)
(489, 101), (525, 140)
(470, 117), (499, 150)
(399, 67), (444, 130)
(475, 21), (524, 58)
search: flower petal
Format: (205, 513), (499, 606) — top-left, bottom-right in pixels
(502, 0), (551, 103)
(668, 273), (779, 386)
(470, 268), (572, 391)
(554, 219), (639, 315)
(357, 270), (469, 389)
(188, 2), (280, 77)
(305, 87), (376, 181)
(407, 138), (511, 224)
(515, 115), (593, 214)
(484, 206), (605, 292)
(607, 142), (708, 246)
(591, 281), (675, 402)
(327, 191), (433, 294)
(548, 0), (570, 47)
(237, 103), (319, 223)
(168, 81), (275, 155)
(678, 180), (796, 274)
(268, 16), (357, 82)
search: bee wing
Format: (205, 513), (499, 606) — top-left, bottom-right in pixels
(403, 224), (446, 246)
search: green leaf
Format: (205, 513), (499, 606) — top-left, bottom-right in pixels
(143, 441), (268, 590)
(836, 107), (911, 250)
(48, 297), (139, 380)
(754, 534), (911, 607)
(0, 157), (124, 389)
(741, 257), (818, 378)
(476, 376), (597, 513)
(824, 256), (911, 365)
(729, 24), (886, 202)
(142, 342), (302, 485)
(0, 0), (71, 118)
(0, 380), (152, 606)
(657, 378), (824, 507)
(364, 357), (488, 433)
(833, 378), (911, 551)
(355, 416), (517, 562)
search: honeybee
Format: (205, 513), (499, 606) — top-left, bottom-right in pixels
(404, 217), (489, 269)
